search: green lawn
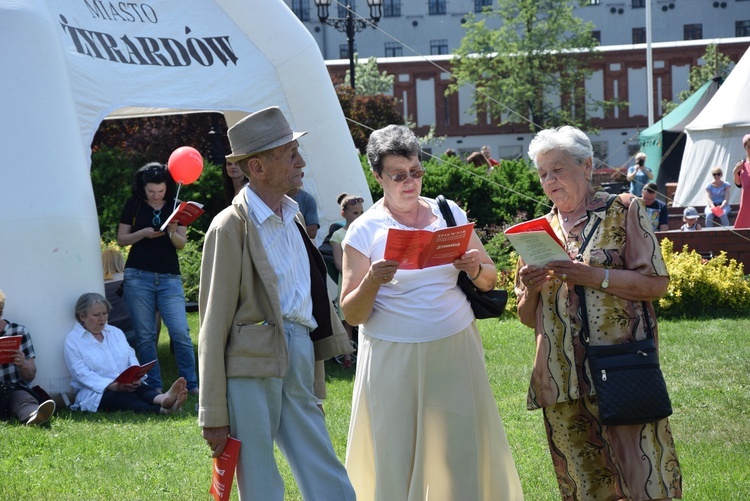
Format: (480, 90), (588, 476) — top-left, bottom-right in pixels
(2, 315), (748, 500)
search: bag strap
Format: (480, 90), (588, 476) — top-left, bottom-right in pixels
(436, 195), (456, 227)
(573, 195), (653, 344)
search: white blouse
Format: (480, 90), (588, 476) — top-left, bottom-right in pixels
(63, 322), (141, 412)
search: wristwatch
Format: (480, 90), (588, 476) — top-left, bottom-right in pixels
(600, 269), (610, 289)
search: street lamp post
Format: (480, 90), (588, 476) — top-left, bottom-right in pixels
(313, 0), (382, 91)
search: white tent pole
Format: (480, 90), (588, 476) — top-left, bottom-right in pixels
(646, 0), (654, 126)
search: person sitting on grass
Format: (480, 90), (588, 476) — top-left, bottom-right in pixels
(0, 289), (56, 426)
(64, 292), (187, 414)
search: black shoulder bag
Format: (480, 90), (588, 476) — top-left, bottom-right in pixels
(436, 195), (507, 319)
(574, 195), (673, 426)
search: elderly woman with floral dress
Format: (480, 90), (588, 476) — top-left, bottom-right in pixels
(516, 126), (682, 501)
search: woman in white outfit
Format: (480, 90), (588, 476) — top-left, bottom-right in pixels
(341, 125), (523, 501)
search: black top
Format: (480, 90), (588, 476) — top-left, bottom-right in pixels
(119, 197), (181, 275)
(104, 280), (133, 333)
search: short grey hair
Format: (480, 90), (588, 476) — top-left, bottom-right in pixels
(527, 126), (594, 168)
(366, 125), (421, 176)
(75, 292), (111, 323)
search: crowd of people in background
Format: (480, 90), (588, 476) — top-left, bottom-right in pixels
(21, 113), (750, 501)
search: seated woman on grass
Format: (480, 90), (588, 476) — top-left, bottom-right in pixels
(64, 292), (187, 414)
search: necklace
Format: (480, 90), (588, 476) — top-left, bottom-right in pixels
(385, 198), (421, 228)
(563, 216), (569, 222)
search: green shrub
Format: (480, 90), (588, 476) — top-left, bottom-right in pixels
(359, 154), (548, 232)
(656, 239), (750, 319)
(178, 228), (204, 302)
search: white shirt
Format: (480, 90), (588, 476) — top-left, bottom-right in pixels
(63, 322), (140, 412)
(243, 186), (316, 329)
(343, 197), (475, 342)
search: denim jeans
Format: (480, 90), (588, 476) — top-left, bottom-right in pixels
(123, 268), (198, 391)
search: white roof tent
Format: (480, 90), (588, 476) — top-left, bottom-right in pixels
(675, 46), (750, 207)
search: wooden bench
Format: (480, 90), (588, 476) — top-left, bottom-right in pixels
(666, 204), (740, 231)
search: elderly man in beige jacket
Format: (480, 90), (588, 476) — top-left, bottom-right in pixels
(198, 106), (354, 501)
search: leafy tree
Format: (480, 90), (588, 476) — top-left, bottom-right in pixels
(358, 153), (547, 231)
(449, 0), (619, 132)
(337, 86), (404, 152)
(661, 44), (734, 114)
(345, 55), (395, 96)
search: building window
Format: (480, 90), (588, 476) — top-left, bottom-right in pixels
(430, 39), (449, 55)
(588, 0), (601, 4)
(591, 30), (601, 44)
(428, 0), (447, 15)
(684, 23), (703, 40)
(338, 0), (354, 18)
(291, 0), (309, 21)
(385, 42), (403, 57)
(474, 0), (492, 12)
(632, 27), (646, 44)
(340, 44), (356, 59)
(383, 0), (401, 17)
(736, 20), (750, 37)
(631, 0), (645, 8)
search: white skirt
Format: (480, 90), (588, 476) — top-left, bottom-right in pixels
(345, 322), (523, 501)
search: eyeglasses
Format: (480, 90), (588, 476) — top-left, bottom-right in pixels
(382, 168), (426, 183)
(713, 173), (722, 177)
(345, 197), (364, 206)
(152, 209), (161, 226)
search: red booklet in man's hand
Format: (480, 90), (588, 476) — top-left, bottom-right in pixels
(210, 437), (241, 501)
(115, 359), (157, 384)
(0, 335), (23, 364)
(159, 201), (204, 231)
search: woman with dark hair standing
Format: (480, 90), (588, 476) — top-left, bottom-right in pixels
(222, 159), (248, 206)
(117, 163), (198, 394)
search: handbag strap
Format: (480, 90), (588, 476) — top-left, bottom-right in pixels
(436, 195), (456, 227)
(573, 195), (654, 344)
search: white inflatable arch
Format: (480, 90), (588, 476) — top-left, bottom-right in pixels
(0, 0), (370, 396)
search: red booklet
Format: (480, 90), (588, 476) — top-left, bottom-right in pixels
(210, 437), (241, 501)
(159, 201), (204, 231)
(504, 216), (571, 266)
(384, 223), (474, 270)
(115, 359), (157, 384)
(0, 335), (23, 364)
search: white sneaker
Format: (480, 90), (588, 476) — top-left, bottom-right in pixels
(26, 399), (55, 426)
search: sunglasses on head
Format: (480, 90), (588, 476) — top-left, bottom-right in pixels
(345, 197), (364, 205)
(382, 168), (426, 183)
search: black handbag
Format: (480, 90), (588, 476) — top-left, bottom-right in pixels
(578, 292), (673, 426)
(436, 195), (507, 319)
(573, 197), (673, 426)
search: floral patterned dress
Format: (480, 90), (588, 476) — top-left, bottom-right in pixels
(515, 191), (682, 501)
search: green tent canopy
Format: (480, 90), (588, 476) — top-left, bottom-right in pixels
(639, 76), (723, 191)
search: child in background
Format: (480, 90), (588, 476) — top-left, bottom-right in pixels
(330, 193), (364, 369)
(680, 206), (702, 231)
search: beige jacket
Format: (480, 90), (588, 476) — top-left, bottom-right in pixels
(198, 194), (351, 428)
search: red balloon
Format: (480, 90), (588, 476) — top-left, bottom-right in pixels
(168, 146), (204, 185)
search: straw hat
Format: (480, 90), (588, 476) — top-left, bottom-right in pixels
(225, 106), (307, 162)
